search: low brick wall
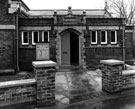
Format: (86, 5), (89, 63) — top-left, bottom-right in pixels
(0, 61), (56, 107)
(122, 70), (135, 89)
(101, 59), (135, 94)
(0, 79), (36, 106)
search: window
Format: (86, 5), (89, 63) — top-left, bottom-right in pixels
(22, 31), (29, 45)
(111, 31), (117, 44)
(32, 31), (39, 45)
(91, 31), (97, 44)
(101, 31), (107, 44)
(42, 31), (49, 42)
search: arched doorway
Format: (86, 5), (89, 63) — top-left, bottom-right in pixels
(61, 30), (79, 66)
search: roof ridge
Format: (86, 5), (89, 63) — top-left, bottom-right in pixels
(29, 9), (105, 11)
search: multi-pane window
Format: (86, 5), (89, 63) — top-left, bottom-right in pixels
(111, 31), (117, 44)
(42, 31), (49, 42)
(22, 31), (29, 45)
(101, 31), (107, 44)
(32, 31), (39, 45)
(91, 31), (97, 44)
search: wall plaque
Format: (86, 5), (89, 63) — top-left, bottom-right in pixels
(36, 43), (50, 60)
(56, 15), (84, 25)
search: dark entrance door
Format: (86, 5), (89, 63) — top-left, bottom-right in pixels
(61, 31), (79, 66)
(70, 32), (79, 65)
(61, 32), (70, 65)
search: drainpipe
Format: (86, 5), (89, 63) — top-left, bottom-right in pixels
(122, 19), (126, 69)
(15, 1), (21, 72)
(15, 13), (19, 72)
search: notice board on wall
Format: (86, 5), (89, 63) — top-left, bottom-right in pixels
(36, 43), (50, 60)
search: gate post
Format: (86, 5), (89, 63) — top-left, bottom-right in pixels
(32, 61), (56, 107)
(100, 59), (124, 93)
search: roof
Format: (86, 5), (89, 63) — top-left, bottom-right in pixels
(27, 9), (113, 18)
(18, 0), (112, 18)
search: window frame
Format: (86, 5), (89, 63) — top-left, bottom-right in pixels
(21, 31), (29, 45)
(42, 31), (50, 42)
(91, 31), (97, 44)
(110, 31), (117, 44)
(32, 31), (39, 45)
(101, 31), (107, 44)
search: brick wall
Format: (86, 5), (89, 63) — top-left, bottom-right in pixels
(101, 59), (135, 94)
(122, 71), (135, 89)
(19, 31), (57, 71)
(0, 0), (15, 25)
(34, 67), (55, 107)
(101, 63), (123, 93)
(0, 30), (15, 69)
(0, 0), (16, 70)
(19, 18), (54, 26)
(125, 26), (134, 61)
(86, 18), (123, 26)
(33, 61), (56, 107)
(85, 47), (123, 69)
(85, 30), (123, 69)
(18, 17), (56, 71)
(0, 79), (36, 106)
(84, 27), (124, 68)
(0, 61), (56, 107)
(19, 48), (36, 70)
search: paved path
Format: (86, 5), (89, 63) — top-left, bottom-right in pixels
(55, 69), (103, 105)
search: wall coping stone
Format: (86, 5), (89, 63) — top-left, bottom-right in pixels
(100, 59), (124, 66)
(32, 61), (57, 68)
(0, 79), (36, 88)
(122, 70), (135, 75)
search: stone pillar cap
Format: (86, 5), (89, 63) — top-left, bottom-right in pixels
(32, 61), (57, 68)
(100, 59), (124, 65)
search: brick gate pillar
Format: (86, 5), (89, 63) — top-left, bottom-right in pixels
(32, 61), (56, 107)
(100, 59), (124, 94)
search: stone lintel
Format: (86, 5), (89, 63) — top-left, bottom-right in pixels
(0, 25), (15, 30)
(100, 59), (124, 66)
(32, 61), (57, 68)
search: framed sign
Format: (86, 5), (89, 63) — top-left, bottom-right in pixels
(36, 43), (50, 60)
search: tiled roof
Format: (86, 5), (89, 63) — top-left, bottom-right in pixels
(27, 9), (113, 18)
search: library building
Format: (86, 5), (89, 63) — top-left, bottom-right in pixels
(0, 0), (134, 72)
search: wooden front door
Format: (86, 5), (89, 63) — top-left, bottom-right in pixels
(61, 32), (70, 65)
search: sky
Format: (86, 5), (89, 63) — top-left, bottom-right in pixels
(22, 0), (105, 10)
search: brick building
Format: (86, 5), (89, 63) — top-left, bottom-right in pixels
(0, 0), (134, 72)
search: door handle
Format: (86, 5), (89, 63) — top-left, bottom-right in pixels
(63, 52), (68, 54)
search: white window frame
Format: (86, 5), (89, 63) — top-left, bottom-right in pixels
(21, 31), (29, 45)
(111, 31), (117, 44)
(91, 31), (97, 44)
(101, 31), (107, 44)
(32, 31), (39, 45)
(42, 31), (49, 42)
